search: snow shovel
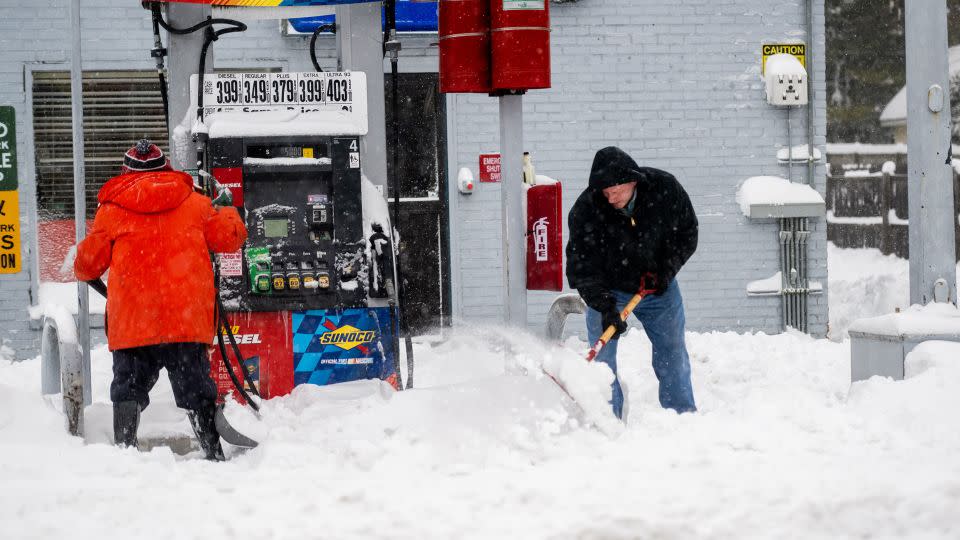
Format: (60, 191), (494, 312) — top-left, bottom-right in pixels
(585, 280), (657, 362)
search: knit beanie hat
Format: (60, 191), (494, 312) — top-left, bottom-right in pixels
(121, 139), (171, 174)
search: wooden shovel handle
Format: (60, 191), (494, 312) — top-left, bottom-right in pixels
(585, 279), (657, 362)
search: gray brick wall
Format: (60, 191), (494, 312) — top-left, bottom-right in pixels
(0, 0), (827, 360)
(448, 0), (828, 337)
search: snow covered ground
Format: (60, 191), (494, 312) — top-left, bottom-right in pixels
(3, 247), (960, 539)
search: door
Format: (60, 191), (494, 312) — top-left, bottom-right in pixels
(385, 72), (451, 335)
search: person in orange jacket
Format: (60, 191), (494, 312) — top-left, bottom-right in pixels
(75, 139), (247, 460)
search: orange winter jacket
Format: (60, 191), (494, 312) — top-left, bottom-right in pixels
(74, 171), (247, 351)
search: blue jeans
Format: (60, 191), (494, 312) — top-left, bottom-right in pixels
(586, 279), (697, 418)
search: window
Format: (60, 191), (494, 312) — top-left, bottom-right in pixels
(32, 70), (168, 219)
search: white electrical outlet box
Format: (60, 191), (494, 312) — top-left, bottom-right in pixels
(764, 53), (808, 106)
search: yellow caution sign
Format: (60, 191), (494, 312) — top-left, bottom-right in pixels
(762, 43), (806, 75)
(0, 191), (21, 273)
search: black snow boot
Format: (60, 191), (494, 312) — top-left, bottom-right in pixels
(187, 406), (226, 462)
(113, 400), (141, 449)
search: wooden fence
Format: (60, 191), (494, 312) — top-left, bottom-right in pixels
(826, 172), (960, 260)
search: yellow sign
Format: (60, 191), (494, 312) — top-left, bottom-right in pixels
(762, 43), (806, 75)
(319, 325), (375, 351)
(0, 191), (21, 273)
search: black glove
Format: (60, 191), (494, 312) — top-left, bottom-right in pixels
(601, 309), (627, 339)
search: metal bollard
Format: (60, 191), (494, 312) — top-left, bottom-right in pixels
(545, 293), (586, 342)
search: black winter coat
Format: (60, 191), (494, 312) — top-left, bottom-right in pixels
(565, 146), (698, 313)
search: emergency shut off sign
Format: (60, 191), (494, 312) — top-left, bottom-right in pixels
(0, 106), (21, 274)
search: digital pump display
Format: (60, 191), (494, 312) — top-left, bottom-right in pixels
(264, 218), (289, 238)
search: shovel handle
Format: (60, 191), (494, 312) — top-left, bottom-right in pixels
(585, 282), (656, 362)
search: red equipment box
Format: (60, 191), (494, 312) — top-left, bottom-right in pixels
(526, 181), (563, 291)
(439, 0), (551, 93)
(439, 0), (492, 93)
(490, 0), (551, 91)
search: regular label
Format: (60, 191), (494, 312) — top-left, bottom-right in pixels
(503, 0), (545, 10)
(0, 191), (21, 273)
(219, 250), (243, 277)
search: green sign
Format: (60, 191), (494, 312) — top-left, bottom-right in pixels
(0, 106), (17, 191)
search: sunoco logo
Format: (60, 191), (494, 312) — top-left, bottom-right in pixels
(319, 325), (375, 351)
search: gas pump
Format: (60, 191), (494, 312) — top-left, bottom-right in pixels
(191, 71), (403, 400)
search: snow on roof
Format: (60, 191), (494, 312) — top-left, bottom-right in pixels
(879, 44), (960, 126)
(848, 302), (960, 337)
(736, 176), (825, 217)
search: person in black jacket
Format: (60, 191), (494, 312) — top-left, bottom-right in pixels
(566, 146), (698, 419)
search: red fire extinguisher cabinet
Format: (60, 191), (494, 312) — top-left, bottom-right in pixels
(526, 182), (563, 291)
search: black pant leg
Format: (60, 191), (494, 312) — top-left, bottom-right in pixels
(161, 343), (218, 411)
(110, 346), (162, 410)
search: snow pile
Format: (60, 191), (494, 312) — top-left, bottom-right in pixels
(539, 346), (623, 436)
(4, 325), (960, 538)
(736, 176), (824, 217)
(827, 243), (908, 339)
(29, 281), (107, 317)
(826, 243), (960, 339)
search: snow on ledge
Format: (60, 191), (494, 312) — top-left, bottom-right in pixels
(826, 210), (882, 226)
(844, 169), (882, 178)
(746, 271), (823, 296)
(243, 157), (332, 166)
(848, 302), (960, 338)
(205, 109), (367, 139)
(736, 176), (824, 217)
(28, 304), (78, 344)
(30, 282), (106, 318)
(534, 174), (559, 186)
(776, 144), (822, 162)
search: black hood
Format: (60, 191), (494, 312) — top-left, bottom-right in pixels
(588, 146), (646, 191)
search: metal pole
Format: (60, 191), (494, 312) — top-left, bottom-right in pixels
(69, 0), (91, 425)
(904, 0), (958, 304)
(779, 225), (789, 330)
(165, 2), (211, 170)
(805, 0), (816, 187)
(786, 106), (792, 183)
(337, 2), (388, 193)
(499, 94), (527, 326)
